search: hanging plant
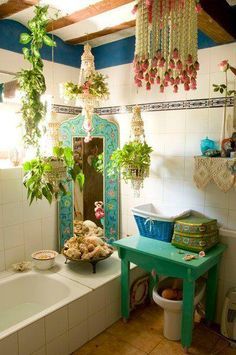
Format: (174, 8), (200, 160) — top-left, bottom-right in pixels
(17, 5), (85, 205)
(64, 72), (109, 101)
(108, 141), (153, 184)
(23, 143), (84, 204)
(17, 5), (56, 148)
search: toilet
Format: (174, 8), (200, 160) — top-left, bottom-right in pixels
(153, 277), (206, 341)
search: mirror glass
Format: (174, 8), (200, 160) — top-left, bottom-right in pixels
(73, 137), (104, 227)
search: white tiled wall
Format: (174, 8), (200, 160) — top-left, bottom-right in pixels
(0, 167), (58, 271)
(100, 42), (236, 234)
(101, 42), (236, 322)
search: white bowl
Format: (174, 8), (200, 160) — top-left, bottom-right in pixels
(31, 250), (58, 270)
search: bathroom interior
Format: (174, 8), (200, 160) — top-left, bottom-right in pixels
(0, 0), (236, 354)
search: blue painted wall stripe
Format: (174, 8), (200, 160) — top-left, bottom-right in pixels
(0, 19), (83, 68)
(0, 18), (225, 71)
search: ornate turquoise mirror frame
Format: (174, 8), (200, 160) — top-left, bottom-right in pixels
(59, 114), (119, 248)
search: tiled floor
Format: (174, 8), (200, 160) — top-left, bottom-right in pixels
(73, 303), (236, 355)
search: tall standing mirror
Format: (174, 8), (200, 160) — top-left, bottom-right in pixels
(59, 114), (119, 248)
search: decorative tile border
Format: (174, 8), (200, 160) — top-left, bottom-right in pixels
(53, 96), (234, 116)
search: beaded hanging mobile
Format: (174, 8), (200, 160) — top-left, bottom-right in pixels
(133, 0), (201, 93)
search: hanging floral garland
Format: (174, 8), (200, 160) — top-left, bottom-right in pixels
(133, 0), (202, 93)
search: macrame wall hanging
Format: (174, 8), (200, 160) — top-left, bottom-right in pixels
(133, 0), (201, 93)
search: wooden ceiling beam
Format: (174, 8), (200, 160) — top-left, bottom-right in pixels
(66, 20), (135, 45)
(198, 9), (235, 43)
(65, 10), (234, 46)
(200, 0), (236, 39)
(0, 0), (37, 19)
(46, 0), (134, 32)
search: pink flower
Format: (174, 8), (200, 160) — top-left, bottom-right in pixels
(137, 70), (144, 79)
(146, 0), (152, 6)
(164, 71), (170, 81)
(190, 83), (197, 90)
(156, 50), (162, 60)
(152, 57), (158, 67)
(145, 72), (149, 81)
(142, 59), (149, 71)
(150, 68), (156, 78)
(134, 63), (141, 73)
(156, 76), (161, 84)
(131, 4), (138, 14)
(219, 60), (229, 72)
(146, 81), (151, 90)
(176, 60), (183, 70)
(173, 84), (178, 93)
(195, 3), (202, 13)
(136, 79), (142, 87)
(175, 76), (180, 85)
(187, 54), (193, 64)
(150, 77), (154, 84)
(184, 83), (190, 91)
(173, 48), (179, 60)
(159, 57), (166, 67)
(170, 77), (175, 85)
(169, 59), (175, 69)
(194, 61), (200, 71)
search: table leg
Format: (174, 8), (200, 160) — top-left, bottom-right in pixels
(181, 279), (195, 350)
(205, 263), (219, 324)
(121, 258), (130, 322)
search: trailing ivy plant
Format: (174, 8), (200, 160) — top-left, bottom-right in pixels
(23, 144), (84, 205)
(17, 5), (56, 148)
(108, 141), (153, 182)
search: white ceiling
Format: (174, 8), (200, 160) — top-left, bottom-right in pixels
(6, 0), (135, 47)
(226, 0), (236, 5)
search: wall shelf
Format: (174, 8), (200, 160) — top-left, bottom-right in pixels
(193, 156), (236, 192)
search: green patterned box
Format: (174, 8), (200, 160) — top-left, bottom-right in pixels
(172, 216), (219, 252)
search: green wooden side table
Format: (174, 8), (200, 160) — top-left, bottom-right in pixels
(113, 236), (226, 353)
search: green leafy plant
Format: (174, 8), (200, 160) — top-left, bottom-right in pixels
(108, 141), (153, 182)
(92, 152), (104, 174)
(23, 144), (84, 204)
(64, 72), (109, 100)
(17, 5), (56, 148)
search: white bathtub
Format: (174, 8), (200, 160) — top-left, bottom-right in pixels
(0, 269), (90, 341)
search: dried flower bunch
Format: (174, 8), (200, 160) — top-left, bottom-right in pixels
(133, 0), (201, 93)
(64, 72), (109, 101)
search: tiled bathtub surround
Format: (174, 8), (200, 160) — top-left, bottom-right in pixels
(0, 254), (145, 355)
(0, 167), (58, 272)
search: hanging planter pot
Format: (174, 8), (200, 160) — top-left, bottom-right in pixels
(43, 157), (67, 183)
(23, 144), (84, 205)
(108, 106), (152, 197)
(109, 141), (153, 197)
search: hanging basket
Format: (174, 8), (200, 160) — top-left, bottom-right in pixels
(43, 158), (67, 184)
(126, 166), (149, 197)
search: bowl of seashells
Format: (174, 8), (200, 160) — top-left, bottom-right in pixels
(62, 220), (114, 273)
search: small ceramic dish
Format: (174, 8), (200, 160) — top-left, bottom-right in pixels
(31, 250), (58, 270)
